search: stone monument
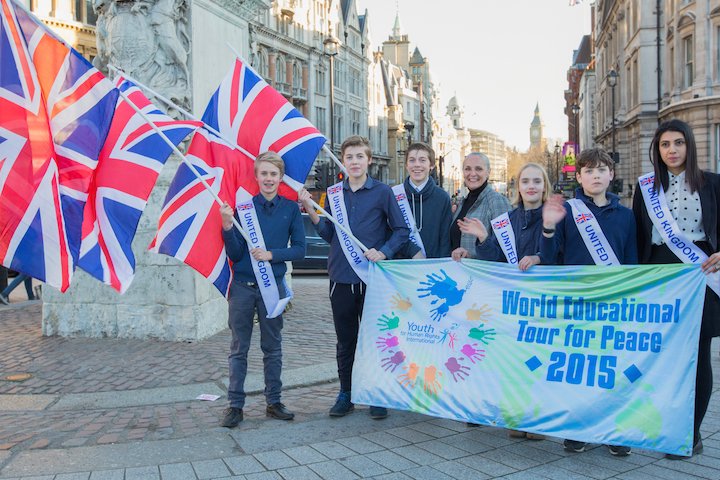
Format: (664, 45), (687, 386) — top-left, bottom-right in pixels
(42, 0), (271, 342)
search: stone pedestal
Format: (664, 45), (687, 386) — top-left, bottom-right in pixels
(42, 0), (271, 341)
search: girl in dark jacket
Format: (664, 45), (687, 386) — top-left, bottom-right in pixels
(459, 163), (553, 271)
(632, 119), (720, 459)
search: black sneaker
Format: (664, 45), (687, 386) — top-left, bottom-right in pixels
(221, 407), (242, 427)
(369, 406), (388, 419)
(329, 390), (354, 416)
(266, 402), (295, 420)
(563, 439), (587, 453)
(666, 438), (703, 460)
(607, 445), (631, 456)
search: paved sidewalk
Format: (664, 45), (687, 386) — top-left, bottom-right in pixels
(0, 275), (718, 479)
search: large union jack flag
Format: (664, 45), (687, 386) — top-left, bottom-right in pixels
(202, 58), (325, 196)
(77, 78), (201, 293)
(0, 0), (117, 292)
(149, 128), (258, 297)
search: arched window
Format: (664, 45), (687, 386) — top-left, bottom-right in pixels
(255, 50), (269, 79)
(276, 56), (286, 85)
(293, 63), (302, 88)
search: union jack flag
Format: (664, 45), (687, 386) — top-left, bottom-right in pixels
(493, 219), (510, 229)
(640, 175), (654, 186)
(329, 185), (342, 195)
(149, 128), (257, 297)
(0, 0), (117, 292)
(575, 213), (594, 224)
(202, 58), (325, 197)
(395, 193), (407, 201)
(77, 78), (201, 293)
(237, 202), (254, 211)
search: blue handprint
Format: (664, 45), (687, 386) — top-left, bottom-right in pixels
(417, 270), (473, 321)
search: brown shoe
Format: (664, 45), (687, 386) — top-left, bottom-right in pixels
(508, 429), (526, 438)
(526, 433), (546, 440)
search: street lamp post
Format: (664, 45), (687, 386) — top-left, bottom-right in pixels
(323, 33), (339, 155)
(571, 104), (580, 158)
(554, 141), (561, 192)
(607, 68), (619, 164)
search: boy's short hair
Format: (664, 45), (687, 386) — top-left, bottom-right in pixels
(341, 135), (372, 159)
(405, 142), (436, 166)
(255, 151), (285, 177)
(576, 147), (614, 172)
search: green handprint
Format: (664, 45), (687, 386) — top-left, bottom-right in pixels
(377, 312), (400, 331)
(468, 324), (496, 345)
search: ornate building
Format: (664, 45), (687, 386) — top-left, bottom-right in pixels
(470, 129), (508, 189)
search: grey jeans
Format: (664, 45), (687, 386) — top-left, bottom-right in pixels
(227, 279), (285, 408)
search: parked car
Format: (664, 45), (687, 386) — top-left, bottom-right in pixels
(292, 213), (329, 270)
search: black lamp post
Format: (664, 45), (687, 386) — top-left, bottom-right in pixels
(554, 141), (561, 192)
(323, 33), (339, 154)
(571, 103), (580, 157)
(607, 68), (619, 164)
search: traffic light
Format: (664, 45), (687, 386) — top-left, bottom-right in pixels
(314, 164), (328, 190)
(337, 171), (345, 182)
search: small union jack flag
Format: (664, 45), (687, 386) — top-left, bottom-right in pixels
(237, 202), (254, 211)
(576, 213), (594, 224)
(493, 219), (510, 229)
(395, 193), (407, 201)
(640, 176), (654, 186)
(329, 185), (342, 195)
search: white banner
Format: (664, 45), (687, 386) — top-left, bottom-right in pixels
(568, 199), (620, 266)
(327, 182), (369, 283)
(490, 212), (518, 264)
(392, 184), (426, 257)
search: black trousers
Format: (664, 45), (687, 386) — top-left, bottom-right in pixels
(329, 281), (366, 391)
(649, 243), (715, 444)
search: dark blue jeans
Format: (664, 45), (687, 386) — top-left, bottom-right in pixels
(1, 274), (33, 300)
(227, 279), (285, 409)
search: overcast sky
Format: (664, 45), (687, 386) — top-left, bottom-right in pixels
(355, 0), (592, 151)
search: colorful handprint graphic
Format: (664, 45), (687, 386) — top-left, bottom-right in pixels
(398, 362), (420, 388)
(417, 270), (473, 321)
(445, 357), (471, 382)
(468, 325), (496, 345)
(381, 351), (405, 372)
(376, 333), (400, 352)
(377, 313), (400, 331)
(466, 303), (492, 322)
(460, 344), (485, 364)
(423, 365), (443, 394)
(390, 293), (412, 311)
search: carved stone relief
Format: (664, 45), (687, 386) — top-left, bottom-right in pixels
(92, 0), (192, 112)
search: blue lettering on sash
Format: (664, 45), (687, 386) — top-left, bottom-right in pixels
(648, 189), (665, 219)
(500, 231), (518, 264)
(584, 225), (610, 262)
(257, 261), (272, 287)
(244, 211), (260, 245)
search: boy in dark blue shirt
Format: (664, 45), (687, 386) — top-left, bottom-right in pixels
(540, 147), (637, 456)
(298, 135), (409, 419)
(220, 152), (306, 428)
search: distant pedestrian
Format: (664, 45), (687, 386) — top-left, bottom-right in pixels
(0, 273), (34, 305)
(219, 152), (306, 428)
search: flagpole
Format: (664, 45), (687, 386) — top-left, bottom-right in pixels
(109, 66), (369, 252)
(114, 88), (253, 245)
(223, 42), (349, 178)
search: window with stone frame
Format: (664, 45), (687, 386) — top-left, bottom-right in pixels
(293, 63), (302, 88)
(316, 107), (327, 137)
(334, 60), (344, 88)
(276, 57), (286, 86)
(350, 109), (361, 135)
(316, 68), (326, 95)
(683, 35), (694, 89)
(333, 104), (343, 140)
(349, 67), (361, 96)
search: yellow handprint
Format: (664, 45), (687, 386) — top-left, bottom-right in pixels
(423, 365), (443, 394)
(466, 303), (491, 322)
(397, 362), (420, 389)
(390, 293), (412, 311)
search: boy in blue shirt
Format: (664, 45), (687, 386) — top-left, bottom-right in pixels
(219, 152), (306, 428)
(298, 135), (409, 419)
(541, 148), (636, 456)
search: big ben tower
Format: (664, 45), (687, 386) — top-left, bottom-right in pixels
(529, 103), (545, 149)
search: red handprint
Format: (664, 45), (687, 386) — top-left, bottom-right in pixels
(445, 357), (471, 382)
(398, 362), (420, 389)
(376, 333), (399, 352)
(381, 351), (406, 372)
(461, 343), (485, 364)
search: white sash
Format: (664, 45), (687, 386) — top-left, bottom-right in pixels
(490, 212), (518, 264)
(638, 172), (720, 296)
(567, 198), (620, 266)
(327, 182), (370, 283)
(392, 184), (427, 257)
(235, 188), (293, 319)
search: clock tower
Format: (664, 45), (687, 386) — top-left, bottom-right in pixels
(529, 102), (545, 149)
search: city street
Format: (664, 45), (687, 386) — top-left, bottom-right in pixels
(0, 274), (717, 479)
